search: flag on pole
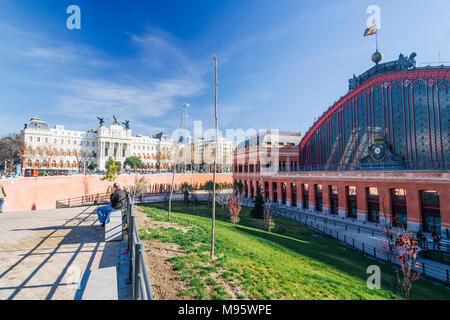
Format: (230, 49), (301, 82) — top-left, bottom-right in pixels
(364, 25), (377, 36)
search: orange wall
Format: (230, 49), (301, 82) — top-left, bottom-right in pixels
(1, 173), (232, 212)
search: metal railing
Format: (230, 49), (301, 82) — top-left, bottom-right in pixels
(242, 200), (450, 287)
(125, 194), (153, 300)
(57, 191), (212, 209)
(288, 160), (449, 172)
(235, 160), (449, 173)
(56, 193), (110, 208)
(242, 198), (450, 253)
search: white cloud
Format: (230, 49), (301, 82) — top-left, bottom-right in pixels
(0, 22), (208, 136)
(55, 77), (206, 125)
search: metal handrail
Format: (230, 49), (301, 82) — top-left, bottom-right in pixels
(56, 192), (111, 208)
(126, 195), (153, 300)
(267, 204), (450, 287)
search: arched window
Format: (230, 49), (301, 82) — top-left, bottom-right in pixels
(72, 161), (77, 168)
(66, 161), (70, 168)
(26, 159), (32, 167)
(52, 160), (57, 168)
(42, 160), (49, 168)
(35, 160), (40, 168)
(60, 160), (64, 168)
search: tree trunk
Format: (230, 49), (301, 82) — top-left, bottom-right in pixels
(211, 55), (218, 260)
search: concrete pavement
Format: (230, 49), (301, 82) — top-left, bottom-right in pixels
(0, 206), (121, 300)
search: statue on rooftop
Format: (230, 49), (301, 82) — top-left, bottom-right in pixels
(97, 117), (105, 127)
(398, 52), (417, 69)
(122, 120), (130, 130)
(348, 74), (359, 91)
(112, 115), (119, 125)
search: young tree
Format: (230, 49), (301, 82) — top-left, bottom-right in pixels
(125, 176), (148, 204)
(180, 182), (192, 205)
(211, 55), (218, 260)
(0, 133), (24, 170)
(216, 186), (232, 217)
(75, 152), (91, 174)
(250, 186), (265, 219)
(394, 230), (421, 299)
(204, 180), (214, 207)
(168, 105), (186, 221)
(88, 162), (98, 171)
(233, 180), (244, 196)
(227, 194), (241, 229)
(101, 156), (120, 192)
(124, 156), (144, 171)
(264, 201), (275, 234)
(381, 200), (420, 299)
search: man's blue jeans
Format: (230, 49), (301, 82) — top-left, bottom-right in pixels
(0, 198), (4, 212)
(97, 205), (113, 224)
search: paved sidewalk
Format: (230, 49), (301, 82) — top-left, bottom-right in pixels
(0, 206), (121, 300)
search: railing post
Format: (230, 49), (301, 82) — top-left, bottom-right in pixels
(134, 242), (142, 300)
(422, 262), (425, 275)
(128, 217), (134, 280)
(447, 270), (449, 284)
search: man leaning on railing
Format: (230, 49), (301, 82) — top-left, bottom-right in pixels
(96, 183), (128, 227)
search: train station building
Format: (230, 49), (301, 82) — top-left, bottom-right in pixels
(233, 52), (449, 239)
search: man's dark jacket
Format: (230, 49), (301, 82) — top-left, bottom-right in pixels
(110, 189), (128, 209)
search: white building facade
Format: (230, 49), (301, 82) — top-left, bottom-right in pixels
(191, 137), (233, 172)
(21, 117), (177, 173)
(21, 117), (233, 174)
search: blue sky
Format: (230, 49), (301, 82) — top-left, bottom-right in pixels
(0, 0), (449, 139)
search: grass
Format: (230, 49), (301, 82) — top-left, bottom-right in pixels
(138, 202), (450, 300)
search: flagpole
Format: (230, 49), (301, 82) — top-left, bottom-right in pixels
(376, 30), (378, 51)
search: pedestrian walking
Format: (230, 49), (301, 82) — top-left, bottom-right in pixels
(389, 234), (395, 252)
(432, 231), (441, 250)
(0, 176), (7, 213)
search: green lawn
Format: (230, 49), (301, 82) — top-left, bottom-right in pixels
(137, 202), (450, 300)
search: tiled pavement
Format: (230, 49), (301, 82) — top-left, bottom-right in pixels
(0, 206), (121, 300)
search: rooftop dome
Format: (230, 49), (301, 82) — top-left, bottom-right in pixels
(25, 117), (50, 131)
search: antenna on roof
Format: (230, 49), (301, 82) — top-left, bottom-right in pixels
(438, 40), (441, 64)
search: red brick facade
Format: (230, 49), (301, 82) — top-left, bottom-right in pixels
(234, 171), (450, 239)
